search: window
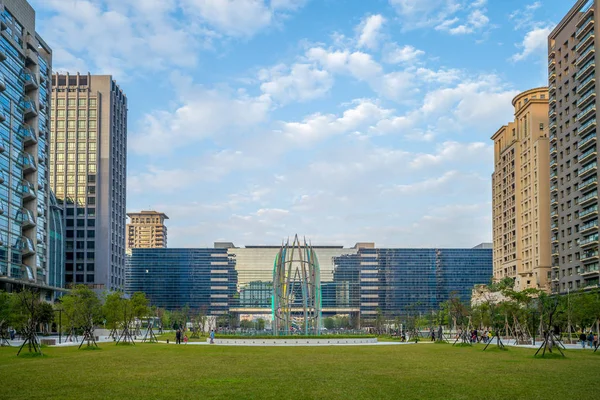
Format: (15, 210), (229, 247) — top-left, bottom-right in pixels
(58, 99), (65, 106)
(89, 99), (97, 107)
(57, 109), (65, 117)
(78, 110), (86, 118)
(79, 99), (86, 107)
(57, 120), (65, 129)
(78, 121), (86, 129)
(68, 99), (76, 106)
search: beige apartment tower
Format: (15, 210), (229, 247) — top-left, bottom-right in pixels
(50, 73), (127, 291)
(126, 211), (168, 251)
(491, 88), (552, 292)
(548, 0), (600, 294)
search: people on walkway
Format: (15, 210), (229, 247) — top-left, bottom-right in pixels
(430, 328), (435, 342)
(183, 334), (188, 345)
(210, 329), (215, 344)
(579, 331), (587, 348)
(175, 329), (181, 344)
(587, 331), (594, 348)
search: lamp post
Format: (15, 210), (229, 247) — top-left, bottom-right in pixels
(53, 299), (63, 345)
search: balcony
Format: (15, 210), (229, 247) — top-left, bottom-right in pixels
(550, 184), (558, 193)
(579, 161), (597, 178)
(550, 132), (557, 143)
(579, 146), (597, 163)
(549, 108), (557, 118)
(551, 210), (558, 219)
(578, 132), (597, 150)
(549, 85), (556, 94)
(550, 146), (557, 156)
(577, 73), (596, 93)
(581, 220), (599, 234)
(578, 89), (596, 108)
(577, 45), (596, 66)
(580, 189), (599, 206)
(576, 30), (595, 53)
(550, 96), (556, 106)
(18, 208), (35, 228)
(21, 180), (36, 201)
(550, 160), (558, 170)
(576, 16), (594, 39)
(577, 103), (596, 122)
(581, 233), (599, 248)
(549, 71), (556, 82)
(582, 250), (599, 262)
(577, 59), (595, 80)
(22, 98), (37, 119)
(580, 205), (599, 220)
(581, 267), (599, 277)
(551, 222), (558, 231)
(21, 153), (37, 173)
(578, 176), (598, 192)
(25, 48), (38, 65)
(551, 171), (558, 181)
(551, 197), (558, 206)
(23, 69), (38, 91)
(0, 107), (5, 123)
(21, 126), (37, 146)
(20, 237), (35, 256)
(551, 235), (558, 244)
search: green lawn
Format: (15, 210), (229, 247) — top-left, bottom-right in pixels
(0, 343), (598, 399)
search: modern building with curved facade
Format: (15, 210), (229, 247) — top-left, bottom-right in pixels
(48, 190), (64, 294)
(0, 0), (58, 299)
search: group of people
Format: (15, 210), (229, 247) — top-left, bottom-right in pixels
(578, 331), (598, 349)
(174, 329), (215, 345)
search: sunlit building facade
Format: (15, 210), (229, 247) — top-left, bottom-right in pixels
(0, 0), (58, 298)
(50, 73), (127, 291)
(491, 88), (552, 292)
(126, 210), (168, 251)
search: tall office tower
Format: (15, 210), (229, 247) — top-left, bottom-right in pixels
(549, 0), (599, 294)
(50, 73), (127, 291)
(491, 88), (552, 292)
(126, 211), (168, 251)
(0, 1), (59, 298)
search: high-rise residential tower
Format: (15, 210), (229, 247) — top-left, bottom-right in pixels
(50, 73), (127, 291)
(126, 211), (168, 251)
(491, 88), (552, 292)
(0, 0), (59, 298)
(549, 0), (599, 294)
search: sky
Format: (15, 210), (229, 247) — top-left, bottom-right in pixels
(30, 0), (576, 248)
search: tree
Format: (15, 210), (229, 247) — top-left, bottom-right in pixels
(12, 290), (44, 355)
(0, 291), (12, 344)
(38, 302), (55, 334)
(61, 285), (102, 348)
(323, 317), (335, 330)
(103, 291), (124, 339)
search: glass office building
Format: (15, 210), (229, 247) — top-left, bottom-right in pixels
(126, 242), (492, 322)
(335, 248), (493, 318)
(126, 248), (238, 313)
(48, 191), (64, 293)
(0, 0), (58, 298)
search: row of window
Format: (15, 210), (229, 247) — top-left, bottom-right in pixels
(55, 98), (97, 107)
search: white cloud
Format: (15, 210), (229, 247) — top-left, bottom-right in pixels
(509, 1), (542, 30)
(383, 44), (425, 64)
(258, 63), (333, 103)
(356, 14), (386, 50)
(511, 25), (553, 62)
(389, 0), (461, 29)
(130, 73), (272, 154)
(410, 141), (492, 169)
(280, 100), (394, 144)
(436, 8), (489, 35)
(180, 0), (305, 37)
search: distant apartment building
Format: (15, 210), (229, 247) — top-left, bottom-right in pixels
(549, 0), (600, 293)
(50, 73), (127, 291)
(126, 211), (168, 251)
(0, 0), (62, 298)
(491, 87), (552, 292)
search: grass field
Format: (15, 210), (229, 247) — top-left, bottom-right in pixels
(0, 342), (598, 399)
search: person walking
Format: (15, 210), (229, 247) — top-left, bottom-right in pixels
(183, 334), (188, 345)
(210, 329), (215, 344)
(579, 331), (587, 348)
(175, 329), (181, 345)
(594, 333), (598, 349)
(587, 331), (594, 349)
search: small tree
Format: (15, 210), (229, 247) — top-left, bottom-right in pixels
(0, 291), (12, 345)
(62, 285), (102, 348)
(12, 290), (43, 355)
(103, 291), (123, 339)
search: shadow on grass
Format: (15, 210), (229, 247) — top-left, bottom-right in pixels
(533, 352), (566, 359)
(81, 346), (102, 351)
(17, 352), (47, 358)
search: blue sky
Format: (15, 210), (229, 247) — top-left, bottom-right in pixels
(31, 0), (574, 247)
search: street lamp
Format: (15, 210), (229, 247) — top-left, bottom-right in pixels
(53, 299), (64, 345)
